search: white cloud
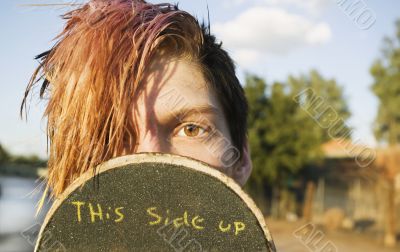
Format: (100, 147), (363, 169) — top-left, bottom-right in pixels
(213, 7), (332, 66)
(306, 23), (332, 45)
(232, 49), (261, 68)
(223, 0), (332, 14)
(263, 0), (332, 14)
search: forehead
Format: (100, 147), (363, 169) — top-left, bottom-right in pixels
(134, 58), (221, 121)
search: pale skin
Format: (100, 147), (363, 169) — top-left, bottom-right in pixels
(125, 57), (252, 186)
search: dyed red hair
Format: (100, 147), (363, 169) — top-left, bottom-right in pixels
(21, 0), (248, 212)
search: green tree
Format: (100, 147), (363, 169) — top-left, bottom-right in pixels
(370, 19), (400, 247)
(371, 20), (400, 145)
(0, 143), (10, 163)
(244, 71), (351, 217)
(245, 71), (350, 186)
(289, 70), (351, 141)
(245, 75), (270, 184)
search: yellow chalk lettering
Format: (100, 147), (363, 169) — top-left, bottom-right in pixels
(71, 201), (85, 222)
(88, 203), (103, 223)
(192, 216), (204, 230)
(234, 221), (245, 235)
(164, 209), (170, 225)
(173, 217), (184, 228)
(147, 207), (162, 225)
(218, 221), (231, 232)
(114, 207), (124, 223)
(183, 211), (190, 227)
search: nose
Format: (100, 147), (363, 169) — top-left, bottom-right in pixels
(135, 131), (165, 153)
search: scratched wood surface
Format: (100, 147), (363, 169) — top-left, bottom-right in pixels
(35, 153), (276, 251)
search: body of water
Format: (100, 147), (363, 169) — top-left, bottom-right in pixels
(0, 176), (50, 252)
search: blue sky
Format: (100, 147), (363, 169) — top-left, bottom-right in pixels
(0, 0), (399, 158)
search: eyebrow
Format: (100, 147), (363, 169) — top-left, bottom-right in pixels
(168, 104), (222, 123)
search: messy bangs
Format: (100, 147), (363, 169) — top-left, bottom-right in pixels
(21, 0), (204, 212)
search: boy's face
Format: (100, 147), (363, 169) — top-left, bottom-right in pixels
(125, 57), (252, 186)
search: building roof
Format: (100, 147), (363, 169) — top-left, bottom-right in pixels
(322, 139), (374, 159)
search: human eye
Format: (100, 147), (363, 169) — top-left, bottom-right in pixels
(175, 123), (210, 138)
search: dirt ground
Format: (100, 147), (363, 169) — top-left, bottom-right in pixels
(266, 219), (400, 252)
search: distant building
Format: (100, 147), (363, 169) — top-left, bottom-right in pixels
(311, 139), (399, 242)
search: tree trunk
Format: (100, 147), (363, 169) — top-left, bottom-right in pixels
(303, 181), (315, 222)
(384, 179), (396, 247)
